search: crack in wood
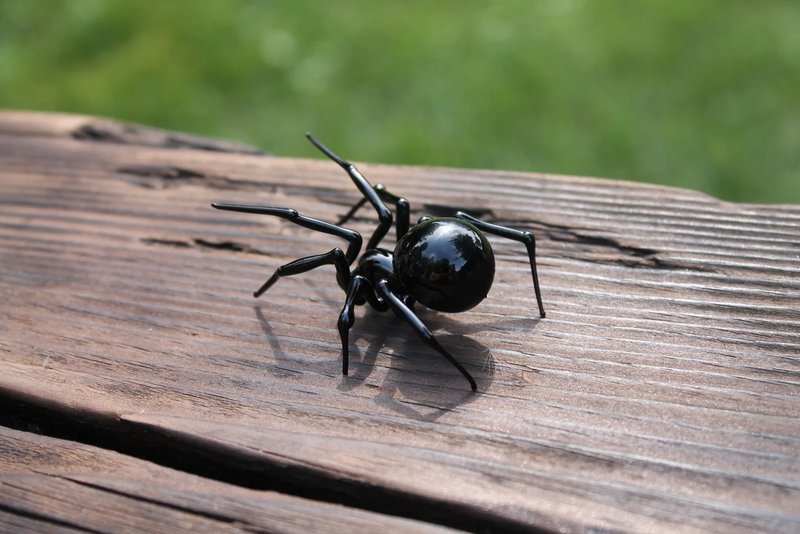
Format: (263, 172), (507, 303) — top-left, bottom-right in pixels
(71, 121), (264, 155)
(385, 207), (697, 272)
(497, 219), (711, 272)
(60, 477), (242, 527)
(0, 499), (103, 533)
(326, 201), (674, 270)
(118, 164), (207, 182)
(192, 239), (259, 253)
(115, 165), (360, 218)
(140, 237), (273, 256)
(0, 394), (550, 534)
(117, 164), (270, 191)
(544, 227), (659, 259)
(139, 213), (705, 273)
(140, 238), (193, 249)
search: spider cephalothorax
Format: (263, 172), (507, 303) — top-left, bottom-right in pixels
(213, 134), (545, 391)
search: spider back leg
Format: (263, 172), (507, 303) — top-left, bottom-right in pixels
(375, 184), (410, 240)
(455, 211), (546, 318)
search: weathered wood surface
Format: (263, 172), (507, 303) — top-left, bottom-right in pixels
(0, 426), (455, 533)
(0, 111), (798, 533)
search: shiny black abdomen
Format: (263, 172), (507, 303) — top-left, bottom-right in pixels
(392, 218), (495, 313)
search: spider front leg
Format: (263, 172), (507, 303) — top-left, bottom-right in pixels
(455, 211), (546, 318)
(337, 274), (370, 376)
(336, 184), (411, 241)
(375, 280), (477, 391)
(253, 247), (350, 298)
(211, 203), (361, 296)
(306, 134), (394, 250)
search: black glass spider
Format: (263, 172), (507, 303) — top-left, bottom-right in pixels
(212, 134), (545, 391)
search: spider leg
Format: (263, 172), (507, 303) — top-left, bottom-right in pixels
(253, 248), (350, 298)
(375, 280), (477, 391)
(375, 184), (411, 240)
(306, 134), (393, 250)
(211, 204), (362, 264)
(455, 211), (546, 318)
(337, 274), (371, 375)
(336, 185), (410, 241)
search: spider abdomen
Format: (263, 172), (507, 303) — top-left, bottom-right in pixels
(393, 218), (495, 313)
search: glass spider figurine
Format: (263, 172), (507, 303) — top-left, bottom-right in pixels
(212, 134), (545, 391)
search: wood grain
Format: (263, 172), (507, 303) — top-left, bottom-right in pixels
(0, 426), (456, 533)
(1, 111), (799, 533)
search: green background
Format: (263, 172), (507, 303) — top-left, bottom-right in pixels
(2, 1), (798, 204)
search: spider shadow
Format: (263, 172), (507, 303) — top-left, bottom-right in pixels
(421, 310), (545, 338)
(301, 277), (346, 313)
(252, 300), (513, 422)
(253, 305), (297, 374)
(254, 301), (381, 389)
(337, 309), (495, 421)
(250, 276), (345, 375)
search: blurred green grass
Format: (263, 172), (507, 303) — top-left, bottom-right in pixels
(1, 0), (798, 204)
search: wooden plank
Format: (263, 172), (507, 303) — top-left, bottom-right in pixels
(0, 426), (455, 533)
(1, 111), (799, 532)
(0, 110), (264, 154)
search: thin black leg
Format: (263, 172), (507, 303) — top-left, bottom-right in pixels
(211, 203), (363, 264)
(336, 184), (411, 241)
(253, 248), (350, 298)
(306, 134), (393, 250)
(375, 184), (411, 240)
(455, 211), (545, 318)
(337, 274), (370, 375)
(375, 280), (477, 391)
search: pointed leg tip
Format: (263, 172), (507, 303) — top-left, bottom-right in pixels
(465, 373), (478, 392)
